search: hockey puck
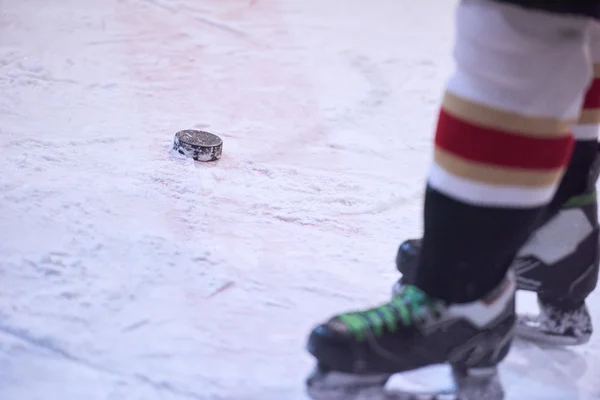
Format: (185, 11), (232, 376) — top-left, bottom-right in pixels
(173, 130), (223, 162)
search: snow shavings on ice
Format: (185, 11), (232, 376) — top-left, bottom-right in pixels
(1, 0), (600, 399)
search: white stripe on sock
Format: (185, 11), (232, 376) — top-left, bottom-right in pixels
(571, 124), (599, 140)
(429, 162), (556, 208)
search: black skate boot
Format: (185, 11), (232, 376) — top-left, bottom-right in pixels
(305, 272), (516, 400)
(392, 151), (600, 347)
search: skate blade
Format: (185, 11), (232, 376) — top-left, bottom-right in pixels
(305, 364), (391, 400)
(306, 364), (503, 400)
(305, 364), (455, 400)
(388, 365), (503, 400)
(385, 365), (457, 400)
(516, 323), (591, 346)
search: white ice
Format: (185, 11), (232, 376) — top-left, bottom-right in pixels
(0, 0), (599, 399)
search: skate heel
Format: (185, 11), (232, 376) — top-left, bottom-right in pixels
(447, 316), (513, 400)
(448, 341), (511, 400)
(451, 365), (504, 400)
(449, 298), (516, 369)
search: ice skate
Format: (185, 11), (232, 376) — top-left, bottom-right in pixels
(517, 298), (593, 345)
(392, 176), (600, 346)
(305, 272), (516, 400)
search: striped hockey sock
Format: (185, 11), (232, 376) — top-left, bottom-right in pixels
(413, 0), (594, 304)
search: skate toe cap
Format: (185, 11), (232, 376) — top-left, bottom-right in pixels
(396, 239), (421, 278)
(307, 323), (358, 373)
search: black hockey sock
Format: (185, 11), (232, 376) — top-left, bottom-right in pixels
(414, 187), (541, 304)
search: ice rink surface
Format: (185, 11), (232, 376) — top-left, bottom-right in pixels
(1, 1), (599, 399)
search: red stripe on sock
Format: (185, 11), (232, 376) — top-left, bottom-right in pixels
(583, 79), (600, 109)
(435, 109), (574, 170)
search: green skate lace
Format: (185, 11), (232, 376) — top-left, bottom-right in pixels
(563, 191), (596, 208)
(337, 286), (442, 342)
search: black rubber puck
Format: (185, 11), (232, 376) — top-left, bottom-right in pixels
(173, 130), (223, 162)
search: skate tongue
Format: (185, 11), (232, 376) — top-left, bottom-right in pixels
(385, 365), (456, 395)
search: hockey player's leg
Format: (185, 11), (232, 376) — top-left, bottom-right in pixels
(514, 23), (600, 345)
(306, 1), (593, 399)
(393, 24), (600, 348)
